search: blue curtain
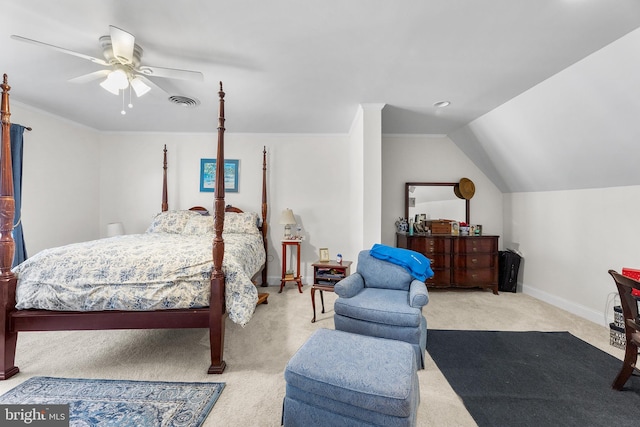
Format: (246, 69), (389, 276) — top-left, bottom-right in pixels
(10, 124), (27, 267)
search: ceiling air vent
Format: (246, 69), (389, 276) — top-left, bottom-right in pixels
(168, 95), (200, 108)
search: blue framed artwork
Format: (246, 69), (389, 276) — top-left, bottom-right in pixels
(200, 159), (239, 192)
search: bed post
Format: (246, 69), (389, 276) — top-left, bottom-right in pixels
(208, 82), (227, 374)
(261, 146), (268, 287)
(162, 144), (168, 212)
(0, 75), (19, 380)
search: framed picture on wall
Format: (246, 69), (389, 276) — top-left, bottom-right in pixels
(319, 248), (330, 262)
(200, 159), (239, 192)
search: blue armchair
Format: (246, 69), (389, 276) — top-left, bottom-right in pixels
(334, 248), (431, 368)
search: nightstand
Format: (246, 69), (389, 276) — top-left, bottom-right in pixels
(311, 259), (352, 323)
(280, 240), (303, 293)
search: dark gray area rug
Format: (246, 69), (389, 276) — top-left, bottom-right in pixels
(427, 330), (640, 427)
(0, 376), (224, 426)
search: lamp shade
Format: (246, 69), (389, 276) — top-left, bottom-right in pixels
(100, 77), (121, 95)
(130, 76), (151, 97)
(279, 208), (296, 225)
(100, 69), (129, 95)
(106, 222), (125, 237)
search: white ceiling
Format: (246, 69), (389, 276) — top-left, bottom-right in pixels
(2, 0), (640, 135)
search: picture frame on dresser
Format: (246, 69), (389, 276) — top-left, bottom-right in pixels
(319, 248), (330, 262)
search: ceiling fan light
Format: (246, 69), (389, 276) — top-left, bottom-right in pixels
(100, 69), (129, 95)
(130, 77), (151, 97)
(99, 77), (121, 95)
(109, 69), (129, 89)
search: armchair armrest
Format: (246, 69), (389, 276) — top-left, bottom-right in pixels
(334, 273), (365, 298)
(409, 280), (429, 308)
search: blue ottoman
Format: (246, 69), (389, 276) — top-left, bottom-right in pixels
(283, 328), (419, 427)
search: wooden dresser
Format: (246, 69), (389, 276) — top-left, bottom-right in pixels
(396, 233), (499, 294)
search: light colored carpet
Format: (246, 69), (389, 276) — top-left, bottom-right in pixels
(0, 286), (618, 426)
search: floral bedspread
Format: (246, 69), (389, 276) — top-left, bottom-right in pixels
(13, 232), (265, 326)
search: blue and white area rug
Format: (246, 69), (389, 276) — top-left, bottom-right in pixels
(0, 376), (225, 427)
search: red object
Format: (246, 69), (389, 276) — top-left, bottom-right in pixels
(622, 268), (640, 297)
(622, 268), (640, 281)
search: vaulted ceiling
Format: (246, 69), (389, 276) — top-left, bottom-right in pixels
(3, 0), (640, 192)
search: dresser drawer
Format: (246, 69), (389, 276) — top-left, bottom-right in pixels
(408, 237), (451, 254)
(453, 237), (497, 254)
(453, 254), (496, 269)
(426, 270), (452, 286)
(425, 254), (451, 270)
(452, 268), (497, 286)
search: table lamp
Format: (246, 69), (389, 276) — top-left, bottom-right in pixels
(279, 208), (296, 239)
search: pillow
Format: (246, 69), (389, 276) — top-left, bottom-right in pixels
(224, 212), (260, 235)
(183, 215), (215, 235)
(146, 210), (200, 234)
(182, 212), (260, 235)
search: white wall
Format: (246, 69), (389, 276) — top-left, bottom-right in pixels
(381, 134), (504, 248)
(361, 104), (384, 249)
(348, 106), (365, 255)
(12, 102), (100, 255)
(504, 187), (640, 327)
(450, 26), (640, 194)
(448, 28), (640, 327)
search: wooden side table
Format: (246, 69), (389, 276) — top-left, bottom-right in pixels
(280, 240), (303, 293)
(311, 260), (352, 323)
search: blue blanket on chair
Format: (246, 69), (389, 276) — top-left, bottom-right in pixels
(370, 243), (434, 282)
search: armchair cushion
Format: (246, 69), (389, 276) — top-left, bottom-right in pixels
(334, 288), (423, 328)
(409, 280), (429, 308)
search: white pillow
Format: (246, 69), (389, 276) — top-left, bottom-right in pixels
(183, 215), (215, 235)
(146, 210), (200, 234)
(224, 212), (260, 235)
(183, 212), (260, 235)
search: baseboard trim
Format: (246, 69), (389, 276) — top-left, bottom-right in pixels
(522, 284), (608, 327)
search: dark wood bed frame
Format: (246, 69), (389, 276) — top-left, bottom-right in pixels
(0, 76), (267, 379)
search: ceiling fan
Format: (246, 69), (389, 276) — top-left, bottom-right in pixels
(11, 26), (203, 108)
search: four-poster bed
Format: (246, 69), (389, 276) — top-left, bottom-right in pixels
(0, 75), (266, 379)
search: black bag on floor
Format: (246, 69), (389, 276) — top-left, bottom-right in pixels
(498, 250), (521, 293)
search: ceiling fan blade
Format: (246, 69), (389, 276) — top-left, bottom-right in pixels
(137, 65), (204, 81)
(109, 25), (135, 65)
(10, 35), (109, 66)
(68, 70), (111, 84)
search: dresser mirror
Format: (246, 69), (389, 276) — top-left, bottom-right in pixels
(405, 182), (470, 225)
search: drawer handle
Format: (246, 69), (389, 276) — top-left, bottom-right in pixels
(429, 241), (434, 246)
(472, 274), (478, 279)
(472, 247), (478, 252)
(471, 258), (478, 264)
(429, 258), (435, 266)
